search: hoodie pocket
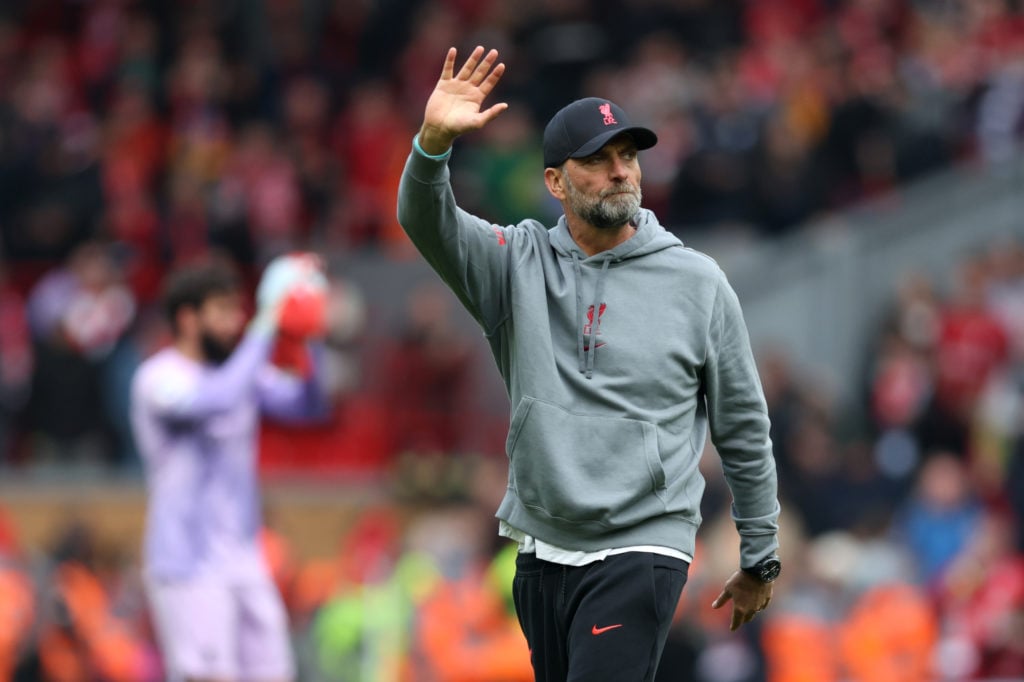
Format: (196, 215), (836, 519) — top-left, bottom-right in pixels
(507, 396), (666, 529)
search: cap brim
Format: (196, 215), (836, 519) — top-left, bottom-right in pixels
(569, 127), (658, 161)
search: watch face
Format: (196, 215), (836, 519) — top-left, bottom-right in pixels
(759, 558), (782, 583)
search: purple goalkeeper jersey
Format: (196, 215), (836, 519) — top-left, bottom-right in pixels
(131, 333), (326, 582)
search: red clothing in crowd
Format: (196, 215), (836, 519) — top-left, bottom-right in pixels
(935, 305), (1009, 418)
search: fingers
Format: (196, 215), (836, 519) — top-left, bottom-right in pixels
(714, 585), (754, 631)
(456, 45), (486, 80)
(730, 606), (760, 631)
(729, 597), (772, 631)
(451, 46), (502, 88)
(479, 61), (505, 96)
(440, 47), (457, 80)
(479, 102), (509, 126)
(469, 49), (500, 85)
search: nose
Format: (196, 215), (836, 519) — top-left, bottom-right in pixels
(609, 153), (629, 181)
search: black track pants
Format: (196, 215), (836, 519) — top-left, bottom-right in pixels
(512, 551), (689, 682)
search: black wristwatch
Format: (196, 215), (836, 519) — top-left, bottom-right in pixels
(742, 555), (782, 584)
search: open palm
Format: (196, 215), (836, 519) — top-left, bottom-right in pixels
(419, 46), (507, 154)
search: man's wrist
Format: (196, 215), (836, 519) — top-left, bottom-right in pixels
(248, 308), (279, 338)
(741, 555), (782, 584)
(415, 127), (455, 157)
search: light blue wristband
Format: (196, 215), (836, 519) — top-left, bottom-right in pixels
(413, 134), (452, 160)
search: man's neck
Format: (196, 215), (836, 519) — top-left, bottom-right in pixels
(566, 215), (636, 257)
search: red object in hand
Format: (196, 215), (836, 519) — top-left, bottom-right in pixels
(278, 283), (327, 339)
(272, 333), (313, 377)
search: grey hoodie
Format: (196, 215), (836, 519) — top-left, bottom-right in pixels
(397, 144), (780, 568)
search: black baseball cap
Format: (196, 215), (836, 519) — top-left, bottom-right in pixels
(543, 97), (658, 168)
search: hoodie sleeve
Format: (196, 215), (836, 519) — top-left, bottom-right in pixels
(704, 271), (780, 569)
(396, 139), (513, 334)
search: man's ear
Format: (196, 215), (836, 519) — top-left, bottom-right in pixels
(544, 167), (567, 201)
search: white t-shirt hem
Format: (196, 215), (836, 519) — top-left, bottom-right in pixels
(499, 520), (693, 566)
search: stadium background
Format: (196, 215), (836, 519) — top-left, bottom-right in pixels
(0, 0), (1023, 680)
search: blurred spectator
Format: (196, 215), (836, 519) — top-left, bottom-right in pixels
(0, 261), (32, 463)
(409, 509), (531, 682)
(19, 520), (157, 682)
(749, 110), (826, 234)
(280, 76), (335, 244)
(24, 242), (136, 467)
(837, 583), (938, 682)
(0, 507), (18, 560)
(0, 36), (105, 264)
(870, 280), (937, 433)
(973, 348), (1024, 507)
(26, 243), (134, 361)
(303, 509), (430, 682)
(375, 283), (474, 458)
(0, 560), (33, 682)
(100, 82), (167, 303)
(983, 238), (1024, 357)
(976, 31), (1024, 164)
(670, 55), (763, 229)
(925, 256), (1009, 454)
(893, 453), (984, 586)
(318, 273), (368, 399)
(938, 513), (1024, 679)
(215, 121), (302, 261)
(328, 81), (411, 252)
(778, 411), (859, 537)
(1010, 437), (1024, 552)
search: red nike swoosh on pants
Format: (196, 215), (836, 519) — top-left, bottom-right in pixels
(591, 623), (623, 635)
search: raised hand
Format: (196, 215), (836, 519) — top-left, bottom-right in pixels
(418, 46), (508, 155)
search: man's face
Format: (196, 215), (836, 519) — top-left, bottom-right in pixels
(196, 291), (245, 364)
(560, 136), (643, 229)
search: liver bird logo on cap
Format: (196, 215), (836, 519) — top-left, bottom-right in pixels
(599, 102), (617, 126)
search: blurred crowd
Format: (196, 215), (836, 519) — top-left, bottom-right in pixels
(1, 0), (1024, 464)
(748, 235), (1024, 681)
(1, 0), (1024, 680)
(1, 234), (1023, 680)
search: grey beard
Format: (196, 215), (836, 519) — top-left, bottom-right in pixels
(564, 172), (642, 230)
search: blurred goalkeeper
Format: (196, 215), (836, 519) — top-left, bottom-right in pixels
(130, 255), (329, 682)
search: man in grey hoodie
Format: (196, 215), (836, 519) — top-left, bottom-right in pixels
(397, 46), (781, 681)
